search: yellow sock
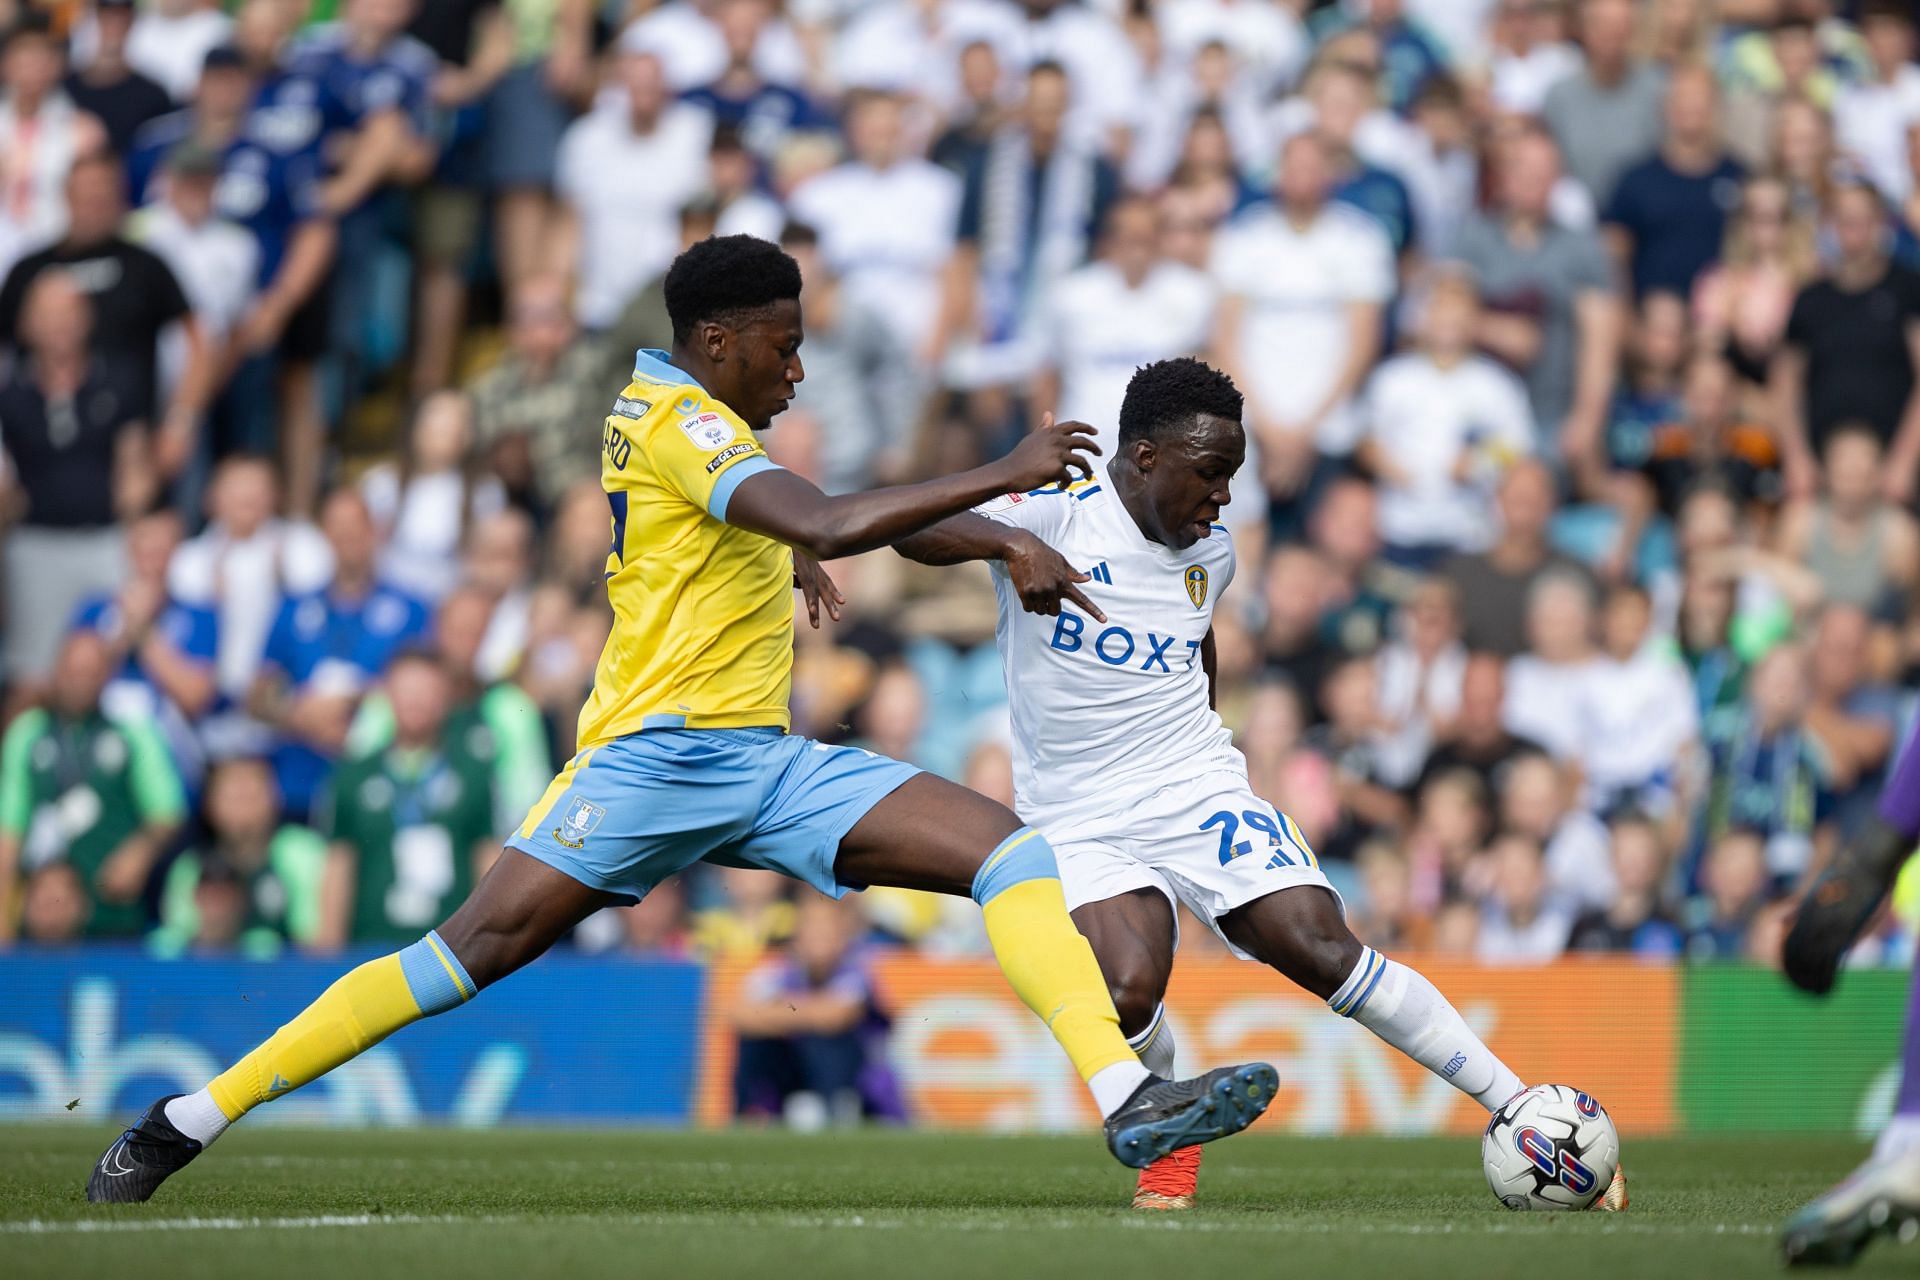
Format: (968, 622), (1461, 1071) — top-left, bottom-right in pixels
(207, 932), (475, 1121)
(974, 828), (1137, 1083)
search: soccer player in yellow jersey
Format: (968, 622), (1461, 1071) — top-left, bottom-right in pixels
(87, 236), (1277, 1204)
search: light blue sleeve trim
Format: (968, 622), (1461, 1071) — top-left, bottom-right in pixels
(708, 455), (782, 523)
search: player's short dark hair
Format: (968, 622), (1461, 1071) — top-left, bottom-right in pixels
(663, 234), (803, 345)
(1116, 357), (1243, 446)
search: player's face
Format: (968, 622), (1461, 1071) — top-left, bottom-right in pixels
(726, 299), (805, 431)
(1136, 414), (1244, 550)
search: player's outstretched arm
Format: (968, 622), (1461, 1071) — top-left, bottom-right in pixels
(723, 416), (1100, 562)
(896, 514), (1105, 622)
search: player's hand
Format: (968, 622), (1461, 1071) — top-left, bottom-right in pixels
(793, 553), (844, 629)
(1003, 531), (1106, 623)
(994, 413), (1101, 493)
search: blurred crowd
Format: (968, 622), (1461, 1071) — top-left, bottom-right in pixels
(3, 0), (1920, 1029)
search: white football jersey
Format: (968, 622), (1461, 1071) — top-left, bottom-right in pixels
(977, 477), (1241, 830)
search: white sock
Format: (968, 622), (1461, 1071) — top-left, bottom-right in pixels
(1127, 1004), (1179, 1080)
(164, 1088), (232, 1146)
(1330, 946), (1524, 1112)
(1875, 1114), (1920, 1163)
(1088, 1060), (1153, 1119)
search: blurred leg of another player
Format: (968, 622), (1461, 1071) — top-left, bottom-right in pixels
(1780, 723), (1920, 1267)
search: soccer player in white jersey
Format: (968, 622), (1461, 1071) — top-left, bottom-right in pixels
(900, 358), (1624, 1211)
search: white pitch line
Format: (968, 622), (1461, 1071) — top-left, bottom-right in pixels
(0, 1212), (1780, 1239)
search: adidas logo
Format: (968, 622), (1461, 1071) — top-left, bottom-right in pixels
(1087, 562), (1113, 585)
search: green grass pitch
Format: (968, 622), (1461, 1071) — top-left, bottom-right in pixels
(4, 1124), (1915, 1279)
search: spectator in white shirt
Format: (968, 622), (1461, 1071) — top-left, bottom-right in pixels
(1357, 271), (1535, 568)
(554, 50), (713, 330)
(1156, 0), (1307, 99)
(127, 0), (234, 103)
(1577, 582), (1699, 818)
(1834, 1), (1920, 202)
(619, 0), (807, 93)
(1475, 829), (1574, 963)
(361, 391), (507, 604)
(1483, 0), (1580, 118)
(168, 455), (332, 756)
(0, 18), (107, 276)
(1210, 130), (1393, 522)
(789, 89), (962, 363)
(126, 142), (258, 419)
(1032, 195), (1215, 446)
(1500, 750), (1614, 916)
(1502, 569), (1601, 761)
(1374, 577), (1469, 791)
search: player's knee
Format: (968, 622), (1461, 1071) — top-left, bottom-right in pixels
(1105, 958), (1168, 1037)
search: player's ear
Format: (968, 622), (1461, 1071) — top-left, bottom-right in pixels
(700, 319), (730, 364)
(1130, 437), (1157, 472)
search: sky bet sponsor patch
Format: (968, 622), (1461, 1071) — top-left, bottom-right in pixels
(705, 442), (757, 473)
(681, 412), (735, 450)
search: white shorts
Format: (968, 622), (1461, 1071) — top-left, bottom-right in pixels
(1039, 772), (1337, 961)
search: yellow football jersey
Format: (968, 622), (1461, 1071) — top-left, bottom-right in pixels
(576, 349), (795, 748)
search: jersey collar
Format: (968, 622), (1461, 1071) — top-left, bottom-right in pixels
(633, 348), (705, 390)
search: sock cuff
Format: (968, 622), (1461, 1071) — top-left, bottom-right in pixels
(971, 827), (1058, 905)
(1329, 946), (1386, 1018)
(1126, 1003), (1166, 1053)
(399, 930), (477, 1013)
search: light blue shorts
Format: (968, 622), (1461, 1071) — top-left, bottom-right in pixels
(506, 728), (922, 903)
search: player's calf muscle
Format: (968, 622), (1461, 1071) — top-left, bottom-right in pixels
(1225, 888), (1363, 1000)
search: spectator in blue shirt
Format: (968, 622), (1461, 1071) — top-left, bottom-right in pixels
(681, 0), (832, 178)
(1303, 58), (1419, 256)
(1603, 64), (1745, 299)
(1310, 0), (1448, 117)
(68, 509), (220, 792)
(249, 488), (431, 821)
(1698, 642), (1832, 892)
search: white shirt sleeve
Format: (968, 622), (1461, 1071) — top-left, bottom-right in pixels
(973, 489), (1074, 545)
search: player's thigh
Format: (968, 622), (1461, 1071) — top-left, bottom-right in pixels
(834, 771), (1024, 896)
(1218, 883), (1363, 1002)
(436, 847), (621, 989)
(1071, 887), (1178, 1035)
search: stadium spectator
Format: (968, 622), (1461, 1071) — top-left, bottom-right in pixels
(1775, 426), (1920, 612)
(1684, 826), (1773, 958)
(125, 141), (260, 452)
(797, 87), (963, 378)
(1458, 126), (1622, 469)
(465, 274), (611, 519)
(1286, 56), (1421, 257)
(250, 488), (431, 822)
(1774, 182), (1920, 502)
(1699, 642), (1831, 888)
(68, 509), (218, 788)
(1300, 655), (1408, 863)
(0, 631), (187, 941)
(316, 649), (496, 944)
(1485, 0), (1581, 117)
(1444, 460), (1594, 658)
(1211, 130), (1392, 520)
(1720, 11), (1838, 173)
(1032, 195), (1214, 452)
(168, 455), (332, 736)
(1372, 577), (1468, 791)
(704, 126), (785, 243)
(403, 0), (515, 400)
(0, 151), (213, 474)
(695, 866), (797, 959)
(732, 891), (905, 1127)
(1402, 767), (1492, 916)
(554, 49), (711, 331)
(1499, 749), (1613, 915)
(1349, 838), (1430, 951)
(682, 0), (830, 171)
(1357, 270), (1535, 567)
(1602, 63), (1743, 301)
(150, 756), (327, 957)
(18, 861), (91, 943)
(1803, 604), (1901, 814)
(1832, 0), (1920, 204)
(1540, 0), (1666, 209)
(482, 0), (591, 294)
(1567, 811), (1684, 956)
(1475, 829), (1573, 963)
(0, 13), (106, 275)
(360, 391), (507, 604)
(1311, 0), (1446, 118)
(0, 271), (154, 682)
(1576, 582), (1699, 819)
(1502, 570), (1601, 762)
(61, 0), (169, 157)
(1413, 652), (1544, 799)
(122, 0), (233, 104)
(1691, 174), (1818, 408)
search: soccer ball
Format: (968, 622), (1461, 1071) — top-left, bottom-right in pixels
(1482, 1084), (1620, 1211)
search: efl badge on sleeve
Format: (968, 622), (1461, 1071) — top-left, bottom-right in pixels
(1184, 565), (1208, 609)
(680, 412), (735, 450)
